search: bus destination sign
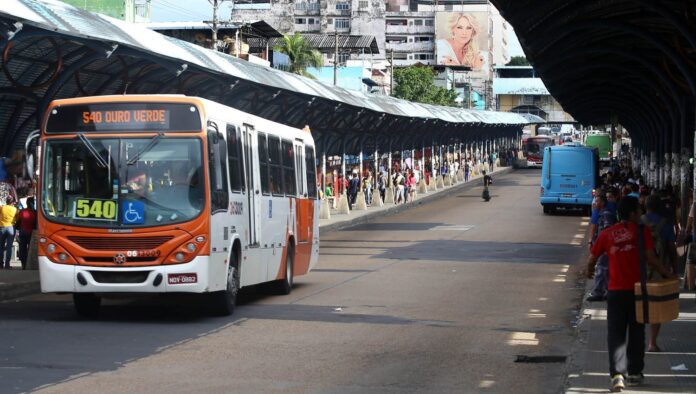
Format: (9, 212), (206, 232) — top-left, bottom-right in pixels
(81, 109), (169, 130)
(46, 103), (202, 133)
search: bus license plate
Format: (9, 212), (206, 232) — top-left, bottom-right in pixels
(168, 273), (197, 285)
(562, 193), (573, 198)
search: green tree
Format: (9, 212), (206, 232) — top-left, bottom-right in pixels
(273, 33), (324, 78)
(506, 56), (530, 66)
(392, 67), (459, 107)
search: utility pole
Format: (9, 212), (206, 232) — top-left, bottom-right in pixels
(334, 32), (339, 85)
(467, 72), (472, 109)
(206, 0), (230, 51)
(389, 49), (394, 96)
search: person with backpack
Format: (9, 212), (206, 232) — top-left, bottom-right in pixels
(641, 194), (678, 353)
(587, 194), (617, 301)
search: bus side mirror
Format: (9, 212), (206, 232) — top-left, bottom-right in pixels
(24, 129), (40, 181)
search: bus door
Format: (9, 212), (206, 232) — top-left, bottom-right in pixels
(242, 124), (260, 246)
(294, 140), (310, 244)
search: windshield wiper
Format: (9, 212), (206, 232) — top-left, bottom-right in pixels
(76, 134), (108, 168)
(127, 133), (165, 165)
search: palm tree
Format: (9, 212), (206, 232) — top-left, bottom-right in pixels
(273, 33), (324, 78)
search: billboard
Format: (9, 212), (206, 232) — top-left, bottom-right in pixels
(435, 11), (490, 75)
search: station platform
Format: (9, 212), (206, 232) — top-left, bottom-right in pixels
(566, 274), (696, 393)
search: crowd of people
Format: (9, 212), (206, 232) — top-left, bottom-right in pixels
(319, 149), (514, 210)
(0, 185), (37, 270)
(584, 159), (695, 391)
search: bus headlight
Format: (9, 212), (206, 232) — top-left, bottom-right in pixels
(39, 237), (77, 265)
(164, 235), (207, 264)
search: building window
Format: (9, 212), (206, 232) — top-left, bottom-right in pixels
(358, 0), (368, 9)
(415, 36), (432, 42)
(336, 2), (350, 10)
(307, 18), (317, 24)
(414, 19), (423, 26)
(424, 19), (434, 27)
(335, 18), (350, 29)
(413, 53), (434, 60)
(327, 18), (333, 24)
(295, 18), (306, 24)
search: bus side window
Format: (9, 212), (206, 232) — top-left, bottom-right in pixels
(227, 124), (243, 193)
(281, 139), (296, 196)
(268, 135), (283, 196)
(258, 133), (270, 195)
(207, 121), (229, 212)
(305, 146), (317, 199)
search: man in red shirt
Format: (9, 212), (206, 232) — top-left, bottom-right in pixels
(587, 196), (672, 392)
(16, 196), (36, 270)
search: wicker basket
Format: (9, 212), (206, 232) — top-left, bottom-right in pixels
(634, 278), (680, 324)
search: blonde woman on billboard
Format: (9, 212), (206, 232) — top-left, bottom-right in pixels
(436, 13), (484, 69)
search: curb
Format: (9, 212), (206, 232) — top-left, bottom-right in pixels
(319, 167), (515, 234)
(0, 277), (41, 302)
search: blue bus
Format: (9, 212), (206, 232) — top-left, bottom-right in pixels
(540, 146), (598, 215)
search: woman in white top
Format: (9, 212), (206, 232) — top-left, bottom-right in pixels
(436, 13), (485, 69)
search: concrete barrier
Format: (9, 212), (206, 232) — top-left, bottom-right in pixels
(336, 194), (350, 215)
(355, 191), (367, 210)
(418, 179), (427, 194)
(384, 187), (395, 205)
(428, 178), (437, 192)
(436, 175), (445, 189)
(319, 198), (331, 219)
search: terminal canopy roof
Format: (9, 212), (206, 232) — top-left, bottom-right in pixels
(0, 0), (535, 157)
(491, 0), (696, 150)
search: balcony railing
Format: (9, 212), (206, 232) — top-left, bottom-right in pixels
(385, 25), (435, 34)
(386, 41), (434, 52)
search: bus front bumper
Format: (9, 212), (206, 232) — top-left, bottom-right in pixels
(540, 196), (592, 206)
(39, 256), (216, 294)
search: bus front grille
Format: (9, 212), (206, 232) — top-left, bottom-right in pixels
(68, 236), (173, 250)
(88, 271), (151, 284)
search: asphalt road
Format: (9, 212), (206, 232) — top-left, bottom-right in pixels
(0, 170), (589, 394)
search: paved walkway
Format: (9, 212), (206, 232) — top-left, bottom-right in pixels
(565, 277), (696, 393)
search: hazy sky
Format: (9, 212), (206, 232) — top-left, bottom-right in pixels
(149, 0), (526, 56)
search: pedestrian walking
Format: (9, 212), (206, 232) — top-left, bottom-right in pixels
(587, 197), (673, 392)
(16, 196), (36, 270)
(641, 195), (678, 353)
(0, 196), (18, 269)
(587, 193), (616, 302)
(464, 160), (470, 182)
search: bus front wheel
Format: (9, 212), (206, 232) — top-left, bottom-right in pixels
(211, 255), (239, 316)
(73, 293), (101, 318)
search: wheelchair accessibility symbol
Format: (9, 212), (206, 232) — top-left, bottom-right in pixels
(121, 200), (145, 224)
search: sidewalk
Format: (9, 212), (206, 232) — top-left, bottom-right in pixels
(319, 165), (512, 233)
(565, 279), (696, 393)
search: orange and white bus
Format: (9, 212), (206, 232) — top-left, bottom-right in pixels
(32, 95), (320, 316)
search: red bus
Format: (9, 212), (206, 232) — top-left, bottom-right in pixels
(523, 135), (555, 167)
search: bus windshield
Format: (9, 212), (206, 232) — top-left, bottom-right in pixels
(526, 138), (553, 155)
(42, 137), (204, 228)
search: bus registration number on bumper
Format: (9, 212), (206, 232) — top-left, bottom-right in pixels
(168, 273), (198, 285)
